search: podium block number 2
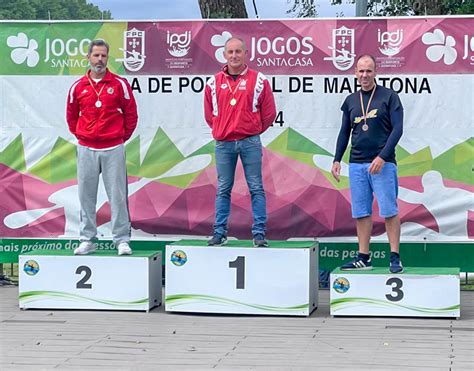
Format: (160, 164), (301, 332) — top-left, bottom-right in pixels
(229, 256), (245, 289)
(385, 277), (404, 302)
(76, 265), (92, 289)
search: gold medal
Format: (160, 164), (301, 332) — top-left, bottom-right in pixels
(225, 75), (243, 108)
(362, 124), (369, 131)
(95, 100), (102, 108)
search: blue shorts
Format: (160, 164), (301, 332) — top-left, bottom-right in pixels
(349, 162), (399, 219)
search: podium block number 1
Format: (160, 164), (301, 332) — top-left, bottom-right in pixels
(165, 244), (318, 316)
(76, 265), (92, 289)
(385, 277), (403, 302)
(229, 256), (245, 289)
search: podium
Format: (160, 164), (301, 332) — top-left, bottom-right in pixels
(165, 240), (318, 316)
(19, 249), (162, 311)
(330, 267), (460, 318)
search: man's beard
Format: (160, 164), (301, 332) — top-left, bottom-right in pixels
(90, 64), (106, 74)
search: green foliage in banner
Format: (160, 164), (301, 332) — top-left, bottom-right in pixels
(190, 141), (217, 164)
(267, 128), (350, 189)
(398, 147), (433, 177)
(139, 128), (185, 178)
(433, 137), (474, 184)
(0, 134), (26, 172)
(395, 145), (412, 162)
(125, 136), (142, 176)
(1, 130), (472, 187)
(268, 128), (331, 165)
(28, 137), (77, 183)
(158, 169), (204, 188)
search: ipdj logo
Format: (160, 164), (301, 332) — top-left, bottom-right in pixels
(378, 29), (403, 57)
(211, 31), (232, 64)
(167, 30), (191, 57)
(422, 29), (457, 65)
(7, 32), (40, 67)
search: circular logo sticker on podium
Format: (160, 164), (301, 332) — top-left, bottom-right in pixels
(24, 260), (40, 276)
(171, 250), (187, 266)
(333, 277), (350, 293)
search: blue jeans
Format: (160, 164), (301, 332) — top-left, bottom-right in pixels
(214, 135), (266, 237)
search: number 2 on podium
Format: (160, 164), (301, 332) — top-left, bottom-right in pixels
(229, 256), (245, 289)
(76, 265), (92, 289)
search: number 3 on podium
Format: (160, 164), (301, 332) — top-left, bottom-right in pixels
(386, 277), (404, 302)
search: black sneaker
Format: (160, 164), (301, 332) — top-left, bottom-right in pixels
(207, 233), (227, 246)
(389, 252), (404, 273)
(341, 254), (373, 270)
(253, 234), (269, 247)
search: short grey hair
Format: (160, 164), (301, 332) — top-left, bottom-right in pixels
(88, 39), (109, 55)
(224, 37), (247, 52)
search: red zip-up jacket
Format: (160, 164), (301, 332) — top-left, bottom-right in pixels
(66, 69), (138, 149)
(204, 65), (276, 141)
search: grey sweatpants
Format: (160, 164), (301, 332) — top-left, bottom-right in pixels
(77, 144), (131, 244)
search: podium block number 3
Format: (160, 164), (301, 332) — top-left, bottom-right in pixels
(386, 277), (404, 302)
(76, 265), (92, 289)
(229, 256), (245, 289)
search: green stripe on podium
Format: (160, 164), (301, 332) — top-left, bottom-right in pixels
(171, 240), (316, 249)
(331, 267), (460, 275)
(21, 249), (159, 257)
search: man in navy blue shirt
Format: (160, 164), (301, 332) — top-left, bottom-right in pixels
(332, 54), (404, 273)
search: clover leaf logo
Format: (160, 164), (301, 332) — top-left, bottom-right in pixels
(211, 31), (232, 64)
(7, 32), (40, 67)
(422, 29), (457, 65)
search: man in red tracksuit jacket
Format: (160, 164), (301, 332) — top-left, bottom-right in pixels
(204, 37), (276, 247)
(66, 39), (138, 256)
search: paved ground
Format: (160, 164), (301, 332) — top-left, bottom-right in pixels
(0, 287), (473, 370)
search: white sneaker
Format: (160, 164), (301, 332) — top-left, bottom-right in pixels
(117, 242), (132, 256)
(74, 241), (97, 255)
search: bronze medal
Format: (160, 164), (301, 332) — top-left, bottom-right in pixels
(359, 84), (377, 132)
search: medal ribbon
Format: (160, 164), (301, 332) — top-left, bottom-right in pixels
(225, 76), (243, 104)
(87, 76), (105, 105)
(359, 84), (377, 126)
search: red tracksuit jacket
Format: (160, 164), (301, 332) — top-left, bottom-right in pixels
(66, 69), (138, 149)
(204, 65), (276, 141)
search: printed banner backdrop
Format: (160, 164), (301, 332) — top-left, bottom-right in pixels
(0, 17), (473, 244)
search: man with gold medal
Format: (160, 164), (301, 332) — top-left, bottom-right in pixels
(66, 39), (138, 256)
(331, 55), (404, 273)
(204, 37), (276, 247)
